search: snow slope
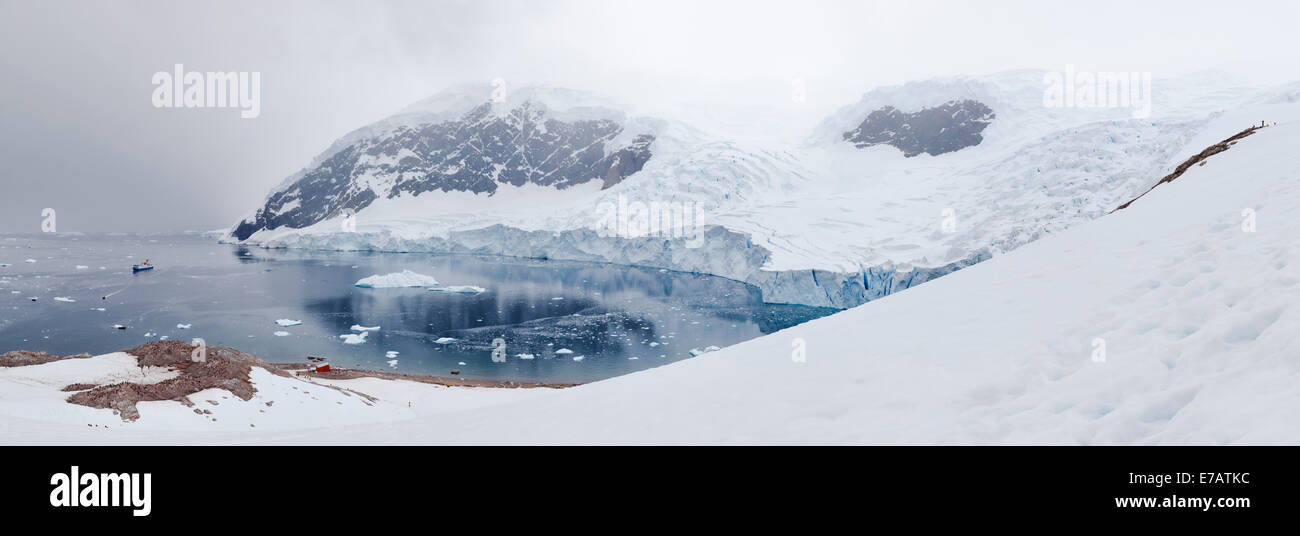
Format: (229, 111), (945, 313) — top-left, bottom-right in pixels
(7, 101), (1298, 444)
(231, 72), (1300, 308)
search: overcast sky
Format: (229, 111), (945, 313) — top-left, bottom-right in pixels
(1, 0), (1297, 233)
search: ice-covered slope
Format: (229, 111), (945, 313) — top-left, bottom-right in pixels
(231, 73), (1299, 308)
(9, 101), (1298, 444)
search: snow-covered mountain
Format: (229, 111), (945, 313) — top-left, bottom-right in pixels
(231, 87), (659, 241)
(229, 72), (1300, 309)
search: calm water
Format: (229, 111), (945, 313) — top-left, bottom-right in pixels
(0, 233), (835, 382)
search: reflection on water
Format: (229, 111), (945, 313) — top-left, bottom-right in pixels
(0, 233), (836, 382)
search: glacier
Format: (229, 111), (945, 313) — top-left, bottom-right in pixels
(227, 72), (1300, 308)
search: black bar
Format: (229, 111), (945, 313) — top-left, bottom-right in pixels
(1, 446), (1290, 524)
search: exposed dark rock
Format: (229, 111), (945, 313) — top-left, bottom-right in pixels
(843, 99), (995, 157)
(64, 341), (291, 422)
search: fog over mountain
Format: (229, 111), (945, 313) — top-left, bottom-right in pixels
(1, 0), (1298, 232)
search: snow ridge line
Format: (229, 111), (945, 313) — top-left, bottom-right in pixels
(1112, 125), (1262, 213)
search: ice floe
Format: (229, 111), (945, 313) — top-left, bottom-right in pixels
(689, 345), (722, 357)
(428, 285), (486, 294)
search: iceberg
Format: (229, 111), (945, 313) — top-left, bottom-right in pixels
(339, 332), (369, 345)
(354, 270), (439, 288)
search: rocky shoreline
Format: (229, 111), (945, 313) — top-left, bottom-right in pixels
(1, 342), (578, 422)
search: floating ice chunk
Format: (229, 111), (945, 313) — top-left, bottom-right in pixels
(458, 361), (466, 366)
(53, 296), (75, 303)
(554, 348), (574, 355)
(351, 324), (380, 332)
(385, 350), (400, 358)
(434, 337), (456, 344)
(75, 265), (88, 270)
(176, 323), (192, 329)
(273, 331), (290, 337)
(428, 285), (487, 294)
(144, 332), (155, 337)
(387, 359), (398, 369)
(354, 270), (439, 288)
(112, 324), (126, 330)
(93, 307), (105, 311)
(572, 355), (585, 362)
(551, 297), (564, 300)
(516, 353), (535, 360)
(339, 332), (368, 345)
(275, 319), (303, 327)
(159, 336), (169, 341)
(628, 357), (639, 360)
(24, 259), (36, 263)
(689, 345), (722, 357)
(649, 342), (660, 347)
